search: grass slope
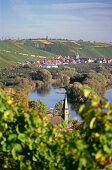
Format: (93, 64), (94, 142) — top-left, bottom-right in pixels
(44, 40), (112, 58)
(0, 40), (57, 66)
(0, 39), (112, 66)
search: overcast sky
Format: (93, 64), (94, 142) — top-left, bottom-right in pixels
(0, 0), (112, 42)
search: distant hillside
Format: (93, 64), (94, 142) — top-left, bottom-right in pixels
(42, 40), (112, 58)
(0, 39), (112, 66)
(30, 39), (112, 58)
(0, 40), (57, 66)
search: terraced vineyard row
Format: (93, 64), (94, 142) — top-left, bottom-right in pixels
(0, 39), (112, 66)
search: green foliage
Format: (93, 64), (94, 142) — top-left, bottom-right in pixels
(68, 63), (112, 74)
(87, 70), (107, 86)
(83, 68), (112, 95)
(0, 40), (56, 66)
(70, 73), (87, 83)
(50, 68), (62, 79)
(13, 92), (29, 106)
(83, 78), (102, 95)
(30, 69), (52, 83)
(0, 91), (83, 169)
(68, 64), (112, 96)
(54, 100), (64, 116)
(0, 82), (3, 88)
(79, 87), (112, 169)
(43, 41), (76, 56)
(61, 66), (76, 77)
(66, 82), (86, 103)
(61, 67), (76, 85)
(1, 63), (112, 170)
(0, 40), (112, 66)
(0, 66), (33, 88)
(1, 87), (112, 169)
(42, 39), (112, 58)
(29, 100), (47, 114)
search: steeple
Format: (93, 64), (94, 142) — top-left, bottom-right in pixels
(76, 52), (79, 59)
(63, 94), (69, 121)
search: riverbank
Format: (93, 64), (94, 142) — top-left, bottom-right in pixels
(28, 84), (112, 121)
(28, 85), (81, 121)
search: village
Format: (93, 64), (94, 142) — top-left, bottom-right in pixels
(19, 52), (112, 68)
(1, 49), (112, 68)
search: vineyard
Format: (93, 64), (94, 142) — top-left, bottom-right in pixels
(0, 39), (112, 66)
(32, 40), (54, 44)
(0, 86), (112, 169)
(0, 40), (56, 66)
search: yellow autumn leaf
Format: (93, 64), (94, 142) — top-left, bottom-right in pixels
(7, 99), (13, 104)
(84, 89), (91, 97)
(4, 111), (11, 118)
(100, 155), (107, 162)
(90, 117), (96, 129)
(0, 132), (2, 138)
(95, 149), (102, 160)
(79, 104), (85, 113)
(95, 133), (100, 137)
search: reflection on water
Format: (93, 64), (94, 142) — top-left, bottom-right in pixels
(69, 102), (80, 113)
(37, 85), (51, 97)
(28, 84), (112, 122)
(28, 85), (81, 121)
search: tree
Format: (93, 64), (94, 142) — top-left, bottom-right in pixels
(0, 87), (112, 169)
(66, 82), (86, 103)
(30, 69), (52, 83)
(54, 100), (64, 116)
(28, 99), (47, 114)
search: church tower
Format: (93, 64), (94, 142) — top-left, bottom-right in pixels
(76, 52), (79, 59)
(63, 94), (69, 121)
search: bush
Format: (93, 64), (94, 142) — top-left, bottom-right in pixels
(54, 100), (64, 116)
(0, 87), (112, 169)
(66, 82), (86, 103)
(79, 88), (112, 169)
(30, 69), (52, 83)
(28, 100), (47, 114)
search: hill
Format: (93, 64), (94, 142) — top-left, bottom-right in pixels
(42, 39), (112, 58)
(0, 40), (57, 66)
(25, 39), (112, 58)
(0, 39), (112, 66)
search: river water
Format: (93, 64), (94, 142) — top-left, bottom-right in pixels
(104, 88), (112, 103)
(28, 86), (112, 122)
(28, 85), (81, 121)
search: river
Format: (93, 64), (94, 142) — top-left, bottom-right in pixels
(28, 86), (112, 122)
(28, 85), (81, 121)
(104, 88), (112, 103)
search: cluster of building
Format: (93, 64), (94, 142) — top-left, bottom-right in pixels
(1, 49), (112, 67)
(20, 53), (112, 68)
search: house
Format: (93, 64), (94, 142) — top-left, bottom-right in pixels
(50, 116), (64, 124)
(107, 59), (112, 64)
(40, 64), (58, 68)
(88, 58), (94, 63)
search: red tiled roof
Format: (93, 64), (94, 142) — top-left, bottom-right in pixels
(50, 116), (64, 125)
(50, 116), (73, 131)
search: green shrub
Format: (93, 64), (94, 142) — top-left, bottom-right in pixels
(28, 100), (47, 114)
(0, 87), (112, 169)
